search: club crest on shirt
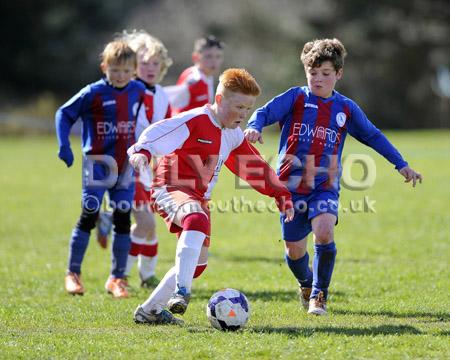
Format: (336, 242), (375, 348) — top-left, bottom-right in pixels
(336, 112), (347, 127)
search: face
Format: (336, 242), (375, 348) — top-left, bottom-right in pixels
(195, 47), (224, 76)
(137, 53), (162, 86)
(102, 60), (135, 88)
(216, 91), (256, 129)
(305, 60), (342, 98)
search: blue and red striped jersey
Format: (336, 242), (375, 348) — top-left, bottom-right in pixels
(247, 86), (408, 195)
(55, 78), (146, 171)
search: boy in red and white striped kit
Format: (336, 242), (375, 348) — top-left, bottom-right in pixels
(165, 35), (224, 115)
(124, 31), (173, 288)
(129, 68), (294, 325)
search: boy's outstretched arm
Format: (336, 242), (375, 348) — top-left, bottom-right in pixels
(246, 88), (298, 144)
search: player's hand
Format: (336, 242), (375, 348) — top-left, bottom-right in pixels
(58, 145), (74, 167)
(129, 153), (148, 172)
(283, 207), (295, 223)
(244, 128), (264, 144)
(399, 166), (422, 187)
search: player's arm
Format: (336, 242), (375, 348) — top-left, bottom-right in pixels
(225, 139), (294, 222)
(245, 87), (298, 144)
(55, 86), (89, 167)
(348, 102), (422, 187)
(127, 116), (190, 171)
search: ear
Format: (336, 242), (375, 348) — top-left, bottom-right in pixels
(100, 63), (107, 74)
(215, 93), (223, 105)
(336, 68), (343, 80)
(192, 52), (199, 63)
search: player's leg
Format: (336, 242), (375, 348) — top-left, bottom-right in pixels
(168, 209), (209, 315)
(65, 188), (104, 295)
(134, 245), (208, 325)
(95, 193), (113, 249)
(281, 197), (313, 309)
(308, 193), (339, 315)
(284, 239), (313, 309)
(104, 187), (133, 298)
(136, 210), (159, 288)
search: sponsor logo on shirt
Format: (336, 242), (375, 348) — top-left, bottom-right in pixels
(102, 100), (116, 107)
(195, 95), (209, 102)
(293, 123), (341, 144)
(197, 138), (213, 144)
(97, 121), (136, 135)
(304, 103), (318, 109)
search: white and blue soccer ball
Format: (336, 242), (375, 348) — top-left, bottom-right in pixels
(206, 288), (250, 331)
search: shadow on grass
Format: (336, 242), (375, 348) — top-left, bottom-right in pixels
(250, 324), (422, 337)
(209, 253), (282, 264)
(332, 309), (449, 322)
(193, 288), (348, 303)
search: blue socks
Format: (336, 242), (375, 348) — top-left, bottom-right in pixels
(68, 228), (90, 274)
(111, 233), (131, 278)
(312, 242), (337, 299)
(285, 252), (313, 288)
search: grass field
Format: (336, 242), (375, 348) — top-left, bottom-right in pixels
(0, 130), (449, 359)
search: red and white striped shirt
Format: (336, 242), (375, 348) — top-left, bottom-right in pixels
(164, 66), (214, 115)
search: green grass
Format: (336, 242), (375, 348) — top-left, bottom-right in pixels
(0, 130), (449, 359)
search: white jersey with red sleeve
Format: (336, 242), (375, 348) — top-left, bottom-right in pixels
(128, 105), (292, 210)
(163, 66), (214, 115)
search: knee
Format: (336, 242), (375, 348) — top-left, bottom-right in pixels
(285, 240), (307, 260)
(113, 209), (131, 234)
(313, 226), (334, 244)
(193, 263), (207, 279)
(76, 210), (99, 233)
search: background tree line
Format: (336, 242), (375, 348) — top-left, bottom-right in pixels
(1, 0), (449, 129)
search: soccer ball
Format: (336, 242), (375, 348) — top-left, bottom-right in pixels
(206, 288), (250, 331)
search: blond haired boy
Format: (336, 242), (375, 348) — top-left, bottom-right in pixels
(128, 68), (294, 325)
(56, 39), (148, 298)
(96, 31), (174, 289)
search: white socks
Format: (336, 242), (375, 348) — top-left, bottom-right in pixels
(175, 230), (206, 292)
(141, 266), (176, 314)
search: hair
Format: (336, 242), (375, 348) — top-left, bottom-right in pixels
(300, 38), (347, 71)
(217, 68), (261, 97)
(121, 30), (173, 83)
(100, 40), (136, 67)
(193, 35), (225, 53)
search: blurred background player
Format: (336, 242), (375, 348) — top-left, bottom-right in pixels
(164, 35), (224, 114)
(245, 38), (422, 315)
(96, 30), (174, 289)
(128, 68), (294, 325)
(55, 39), (148, 298)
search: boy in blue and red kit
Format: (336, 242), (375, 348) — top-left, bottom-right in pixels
(56, 39), (148, 298)
(245, 38), (422, 315)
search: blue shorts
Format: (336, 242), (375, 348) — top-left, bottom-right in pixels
(81, 157), (135, 214)
(280, 190), (339, 241)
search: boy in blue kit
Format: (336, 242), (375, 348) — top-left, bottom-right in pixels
(245, 38), (422, 315)
(55, 39), (147, 298)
